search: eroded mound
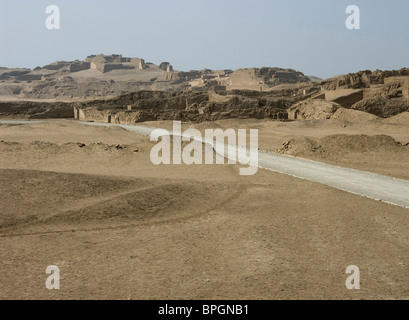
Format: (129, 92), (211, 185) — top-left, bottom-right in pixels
(0, 169), (238, 234)
(384, 112), (409, 125)
(287, 99), (340, 120)
(331, 108), (379, 122)
(278, 134), (407, 157)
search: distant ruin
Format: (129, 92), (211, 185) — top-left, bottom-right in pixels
(130, 58), (146, 70)
(225, 68), (310, 91)
(0, 54), (319, 96)
(85, 54), (147, 73)
(69, 61), (91, 73)
(288, 80), (409, 120)
(1, 55), (408, 121)
(159, 62), (173, 72)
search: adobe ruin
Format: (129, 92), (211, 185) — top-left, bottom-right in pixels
(159, 62), (173, 72)
(69, 62), (91, 73)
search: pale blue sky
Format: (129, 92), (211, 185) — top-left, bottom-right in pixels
(0, 0), (408, 78)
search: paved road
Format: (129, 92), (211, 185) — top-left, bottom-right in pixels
(82, 121), (409, 209)
(257, 151), (409, 209)
(3, 120), (409, 209)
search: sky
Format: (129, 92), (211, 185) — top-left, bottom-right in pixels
(0, 0), (408, 79)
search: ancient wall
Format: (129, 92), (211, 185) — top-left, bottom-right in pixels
(69, 62), (90, 73)
(403, 82), (409, 100)
(178, 71), (202, 81)
(79, 108), (110, 122)
(208, 92), (231, 103)
(78, 109), (86, 121)
(288, 110), (299, 120)
(90, 61), (104, 72)
(103, 64), (125, 73)
(73, 106), (78, 119)
(226, 69), (262, 91)
(43, 62), (70, 70)
(87, 54), (131, 73)
(16, 74), (42, 81)
(130, 58), (146, 70)
(29, 106), (74, 119)
(384, 76), (409, 86)
(159, 62), (173, 72)
(312, 93), (325, 100)
(0, 101), (73, 118)
(324, 90), (363, 108)
(75, 107), (155, 124)
(109, 54), (123, 63)
(287, 99), (339, 120)
(275, 71), (298, 81)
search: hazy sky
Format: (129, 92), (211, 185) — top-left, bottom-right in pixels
(0, 0), (408, 78)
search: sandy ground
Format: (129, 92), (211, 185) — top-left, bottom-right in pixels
(1, 119), (409, 300)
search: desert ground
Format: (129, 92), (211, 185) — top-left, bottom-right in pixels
(1, 117), (409, 300)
